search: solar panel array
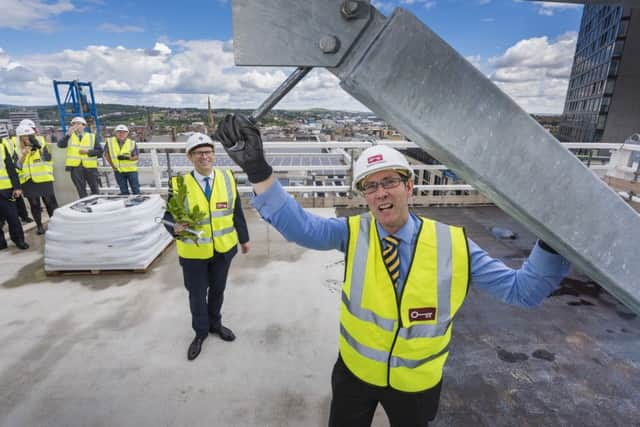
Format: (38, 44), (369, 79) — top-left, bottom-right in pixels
(134, 153), (346, 168)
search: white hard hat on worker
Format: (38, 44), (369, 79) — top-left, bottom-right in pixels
(353, 145), (414, 191)
(16, 125), (35, 137)
(185, 133), (215, 155)
(71, 116), (87, 126)
(115, 124), (129, 133)
(18, 119), (36, 129)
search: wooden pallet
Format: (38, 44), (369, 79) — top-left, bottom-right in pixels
(45, 240), (174, 277)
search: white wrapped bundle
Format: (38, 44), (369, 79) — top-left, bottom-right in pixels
(44, 195), (172, 271)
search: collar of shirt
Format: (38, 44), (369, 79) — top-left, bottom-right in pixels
(192, 170), (214, 191)
(375, 211), (418, 247)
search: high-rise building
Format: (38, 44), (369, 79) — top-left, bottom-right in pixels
(9, 110), (41, 130)
(559, 6), (639, 142)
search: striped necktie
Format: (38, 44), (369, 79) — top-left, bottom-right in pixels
(203, 177), (212, 200)
(383, 235), (400, 287)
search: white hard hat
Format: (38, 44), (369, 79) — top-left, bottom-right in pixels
(71, 116), (87, 125)
(185, 132), (214, 154)
(115, 124), (129, 132)
(19, 119), (36, 129)
(352, 145), (414, 191)
(16, 125), (35, 137)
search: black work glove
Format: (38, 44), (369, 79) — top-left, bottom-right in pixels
(28, 135), (41, 151)
(214, 114), (273, 183)
(538, 240), (558, 254)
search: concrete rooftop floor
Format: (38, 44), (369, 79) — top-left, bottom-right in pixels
(1, 206), (639, 427)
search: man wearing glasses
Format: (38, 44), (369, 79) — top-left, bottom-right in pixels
(215, 115), (570, 427)
(163, 133), (250, 361)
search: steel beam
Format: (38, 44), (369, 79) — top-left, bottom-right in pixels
(231, 1), (640, 314)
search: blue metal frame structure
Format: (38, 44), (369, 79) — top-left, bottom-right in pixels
(53, 80), (102, 141)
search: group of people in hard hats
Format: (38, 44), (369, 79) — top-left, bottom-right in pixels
(0, 116), (140, 251)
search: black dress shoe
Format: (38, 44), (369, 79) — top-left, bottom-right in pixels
(21, 217), (34, 224)
(36, 225), (45, 235)
(210, 325), (236, 342)
(187, 335), (207, 361)
(0, 242), (7, 250)
(15, 242), (29, 250)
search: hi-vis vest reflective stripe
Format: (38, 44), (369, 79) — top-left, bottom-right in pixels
(19, 137), (53, 184)
(0, 145), (12, 190)
(340, 213), (470, 392)
(172, 170), (238, 259)
(107, 137), (138, 172)
(65, 133), (97, 168)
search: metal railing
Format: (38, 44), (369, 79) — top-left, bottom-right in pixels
(96, 140), (638, 197)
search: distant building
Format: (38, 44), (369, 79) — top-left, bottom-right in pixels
(0, 122), (9, 139)
(9, 110), (40, 130)
(559, 6), (640, 142)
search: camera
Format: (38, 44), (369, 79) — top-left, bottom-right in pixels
(28, 135), (41, 151)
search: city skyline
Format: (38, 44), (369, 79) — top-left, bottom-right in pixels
(1, 0), (583, 113)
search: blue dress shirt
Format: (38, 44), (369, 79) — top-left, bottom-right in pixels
(252, 180), (570, 308)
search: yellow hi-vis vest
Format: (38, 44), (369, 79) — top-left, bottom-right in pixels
(65, 132), (98, 168)
(340, 213), (470, 392)
(19, 136), (53, 184)
(171, 170), (239, 259)
(0, 145), (13, 190)
(1, 136), (18, 158)
(107, 137), (138, 172)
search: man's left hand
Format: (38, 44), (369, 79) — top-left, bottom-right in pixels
(12, 189), (22, 199)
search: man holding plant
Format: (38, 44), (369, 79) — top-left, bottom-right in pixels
(163, 133), (250, 361)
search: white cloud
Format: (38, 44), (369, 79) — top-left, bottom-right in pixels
(487, 31), (577, 113)
(0, 0), (74, 31)
(0, 40), (367, 111)
(98, 23), (144, 33)
(532, 1), (582, 16)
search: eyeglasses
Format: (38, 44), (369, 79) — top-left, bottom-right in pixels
(192, 150), (214, 157)
(360, 176), (406, 195)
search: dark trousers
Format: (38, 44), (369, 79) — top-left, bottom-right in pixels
(114, 171), (140, 195)
(26, 194), (58, 227)
(0, 194), (26, 246)
(70, 166), (99, 198)
(16, 196), (31, 221)
(180, 253), (234, 337)
(329, 356), (442, 427)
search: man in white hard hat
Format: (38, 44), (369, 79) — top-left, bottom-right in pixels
(162, 132), (250, 361)
(56, 116), (103, 198)
(215, 114), (570, 427)
(104, 124), (140, 195)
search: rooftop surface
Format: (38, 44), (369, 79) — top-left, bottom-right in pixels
(1, 205), (639, 427)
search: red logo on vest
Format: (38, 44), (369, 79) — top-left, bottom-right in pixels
(367, 154), (384, 164)
(216, 202), (228, 209)
(408, 307), (436, 321)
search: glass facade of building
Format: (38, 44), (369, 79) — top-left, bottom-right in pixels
(559, 6), (631, 142)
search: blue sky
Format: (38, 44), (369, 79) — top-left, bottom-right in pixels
(0, 0), (584, 113)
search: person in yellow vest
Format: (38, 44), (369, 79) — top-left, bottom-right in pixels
(162, 133), (250, 361)
(104, 124), (140, 195)
(56, 116), (103, 198)
(15, 125), (58, 235)
(0, 139), (29, 250)
(1, 125), (34, 224)
(215, 114), (570, 427)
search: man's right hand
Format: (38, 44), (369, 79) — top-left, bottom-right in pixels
(214, 114), (273, 183)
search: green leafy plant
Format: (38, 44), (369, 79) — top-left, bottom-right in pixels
(166, 174), (208, 243)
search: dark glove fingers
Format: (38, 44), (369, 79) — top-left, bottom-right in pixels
(216, 115), (237, 148)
